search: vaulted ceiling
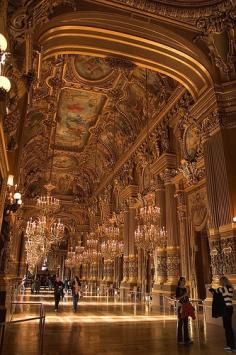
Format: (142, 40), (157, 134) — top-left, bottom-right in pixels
(19, 54), (178, 202)
(6, 0), (230, 209)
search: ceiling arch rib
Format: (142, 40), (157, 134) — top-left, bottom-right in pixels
(37, 12), (213, 101)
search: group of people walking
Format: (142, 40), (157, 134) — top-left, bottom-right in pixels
(54, 276), (81, 312)
(176, 276), (235, 352)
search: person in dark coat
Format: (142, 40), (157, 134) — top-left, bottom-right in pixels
(209, 276), (235, 352)
(54, 276), (64, 312)
(175, 276), (193, 345)
(71, 276), (81, 312)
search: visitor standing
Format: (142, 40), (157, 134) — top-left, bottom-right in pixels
(54, 276), (64, 312)
(71, 276), (81, 312)
(209, 276), (235, 352)
(175, 276), (192, 345)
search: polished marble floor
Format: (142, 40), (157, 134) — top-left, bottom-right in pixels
(2, 290), (229, 355)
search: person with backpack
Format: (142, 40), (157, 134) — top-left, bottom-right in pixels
(209, 276), (235, 352)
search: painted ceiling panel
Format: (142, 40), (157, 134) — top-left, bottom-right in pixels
(74, 56), (112, 81)
(56, 88), (106, 151)
(53, 154), (79, 171)
(21, 53), (180, 199)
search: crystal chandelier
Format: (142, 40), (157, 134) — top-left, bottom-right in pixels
(25, 240), (43, 265)
(135, 206), (167, 252)
(139, 205), (161, 224)
(36, 183), (60, 215)
(134, 69), (167, 252)
(83, 249), (101, 263)
(37, 123), (60, 215)
(87, 239), (98, 250)
(25, 122), (65, 269)
(101, 239), (124, 259)
(26, 217), (45, 240)
(82, 232), (101, 263)
(26, 216), (64, 245)
(25, 236), (46, 272)
(25, 215), (64, 271)
(103, 213), (120, 239)
(99, 212), (124, 259)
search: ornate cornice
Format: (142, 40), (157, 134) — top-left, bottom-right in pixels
(92, 0), (235, 26)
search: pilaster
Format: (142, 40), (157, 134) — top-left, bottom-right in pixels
(160, 169), (180, 286)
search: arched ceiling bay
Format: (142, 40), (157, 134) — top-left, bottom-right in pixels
(20, 54), (178, 202)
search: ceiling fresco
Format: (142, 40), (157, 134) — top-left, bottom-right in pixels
(20, 53), (179, 202)
(56, 88), (106, 151)
(22, 111), (45, 147)
(74, 56), (112, 81)
(53, 154), (78, 171)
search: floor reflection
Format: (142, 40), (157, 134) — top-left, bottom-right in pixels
(2, 290), (223, 355)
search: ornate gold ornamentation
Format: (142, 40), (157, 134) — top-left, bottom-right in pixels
(166, 254), (180, 277)
(95, 0), (233, 25)
(195, 10), (236, 79)
(160, 168), (177, 184)
(179, 159), (205, 186)
(201, 109), (223, 140)
(188, 189), (208, 230)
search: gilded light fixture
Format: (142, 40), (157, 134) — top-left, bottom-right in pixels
(37, 124), (60, 215)
(0, 33), (11, 98)
(5, 175), (23, 213)
(134, 69), (167, 252)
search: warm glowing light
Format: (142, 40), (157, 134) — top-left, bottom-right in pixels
(233, 216), (236, 223)
(0, 75), (11, 92)
(13, 192), (21, 200)
(7, 174), (14, 186)
(0, 34), (7, 51)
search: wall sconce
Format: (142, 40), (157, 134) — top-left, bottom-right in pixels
(0, 33), (11, 100)
(0, 33), (7, 63)
(0, 34), (7, 50)
(0, 75), (11, 92)
(5, 174), (23, 213)
(7, 174), (14, 187)
(233, 216), (236, 223)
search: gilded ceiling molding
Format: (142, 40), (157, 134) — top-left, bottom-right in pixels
(8, 0), (77, 41)
(95, 86), (188, 194)
(92, 0), (235, 25)
(37, 13), (213, 100)
(194, 9), (236, 82)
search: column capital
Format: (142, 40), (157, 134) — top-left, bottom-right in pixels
(160, 168), (177, 185)
(201, 109), (224, 142)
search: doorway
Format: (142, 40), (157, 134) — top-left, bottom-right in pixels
(195, 230), (212, 299)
